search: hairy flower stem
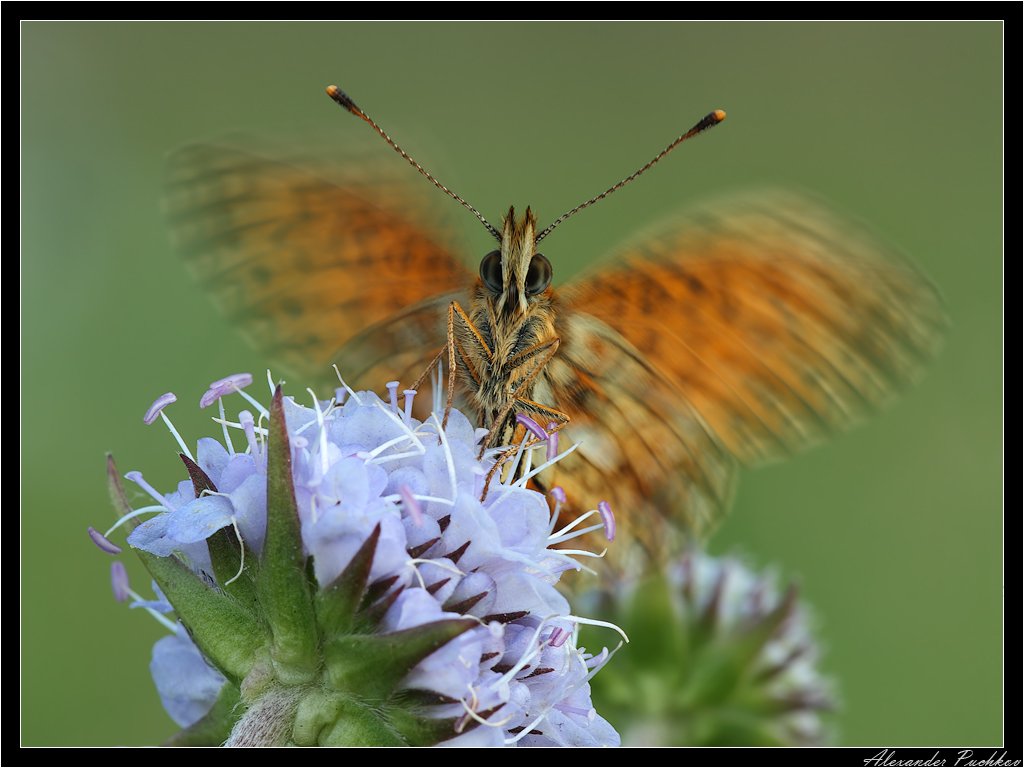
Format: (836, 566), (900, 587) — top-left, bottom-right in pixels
(225, 685), (303, 747)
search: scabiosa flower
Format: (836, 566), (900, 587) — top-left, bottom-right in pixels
(589, 551), (834, 747)
(95, 372), (622, 747)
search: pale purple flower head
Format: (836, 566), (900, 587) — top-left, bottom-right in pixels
(105, 373), (622, 746)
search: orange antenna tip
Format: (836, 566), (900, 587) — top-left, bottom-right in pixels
(325, 84), (359, 114)
(713, 109), (727, 122)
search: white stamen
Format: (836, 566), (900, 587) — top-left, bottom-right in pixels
(332, 364), (362, 404)
(408, 558), (464, 578)
(553, 547), (608, 559)
(563, 615), (629, 644)
(103, 504), (167, 537)
(125, 471), (173, 509)
(126, 589), (178, 632)
(367, 450), (428, 465)
(256, 410), (269, 453)
(429, 414), (458, 503)
(550, 509), (597, 540)
(363, 432), (422, 461)
(547, 523), (606, 546)
(496, 616), (556, 687)
(520, 441), (536, 479)
(514, 441), (582, 487)
(432, 363), (443, 415)
(458, 698), (515, 729)
(489, 441), (582, 511)
(236, 388), (269, 419)
(382, 493), (455, 507)
(307, 388), (330, 477)
(158, 411), (195, 462)
(406, 557), (465, 590)
(223, 517), (246, 586)
(502, 430), (534, 486)
(211, 416), (268, 437)
(370, 400), (426, 454)
(504, 712), (548, 745)
(217, 398), (235, 455)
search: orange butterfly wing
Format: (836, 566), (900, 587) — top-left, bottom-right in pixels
(164, 143), (472, 383)
(538, 311), (739, 559)
(546, 191), (944, 550)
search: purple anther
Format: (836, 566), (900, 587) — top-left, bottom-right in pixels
(143, 393), (177, 425)
(548, 627), (570, 648)
(110, 561), (130, 602)
(386, 381), (400, 412)
(200, 373), (253, 408)
(546, 430), (559, 462)
(598, 501), (616, 542)
(515, 413), (548, 441)
(403, 390), (417, 422)
(399, 484), (424, 526)
(88, 526), (122, 555)
(550, 486), (567, 504)
(334, 387), (348, 405)
(124, 470), (171, 508)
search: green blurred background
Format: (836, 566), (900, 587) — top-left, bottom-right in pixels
(22, 22), (1001, 746)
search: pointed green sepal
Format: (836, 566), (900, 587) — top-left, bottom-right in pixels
(358, 584), (405, 628)
(179, 453), (260, 607)
(324, 618), (477, 699)
(625, 573), (688, 667)
(362, 574), (400, 609)
(136, 549), (265, 683)
(258, 385), (318, 683)
(386, 705), (474, 746)
(106, 453), (137, 530)
(316, 524), (380, 638)
(731, 584), (799, 669)
(162, 682), (241, 746)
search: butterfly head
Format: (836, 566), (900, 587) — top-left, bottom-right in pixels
(478, 206), (553, 318)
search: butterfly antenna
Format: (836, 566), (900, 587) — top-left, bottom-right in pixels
(535, 109), (727, 243)
(327, 84), (502, 242)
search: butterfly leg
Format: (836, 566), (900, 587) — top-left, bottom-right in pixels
(443, 301), (494, 431)
(479, 435), (548, 501)
(409, 344), (449, 395)
(477, 399), (572, 500)
(408, 301), (493, 435)
(511, 396), (570, 434)
(478, 338), (563, 456)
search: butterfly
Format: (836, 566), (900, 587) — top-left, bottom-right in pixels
(164, 85), (945, 563)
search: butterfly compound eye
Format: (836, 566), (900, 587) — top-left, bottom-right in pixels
(480, 250), (503, 293)
(525, 254), (552, 296)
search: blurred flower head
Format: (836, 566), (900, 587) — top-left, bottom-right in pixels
(589, 550), (835, 747)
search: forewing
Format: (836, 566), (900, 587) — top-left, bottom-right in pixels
(164, 143), (472, 383)
(563, 191), (945, 466)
